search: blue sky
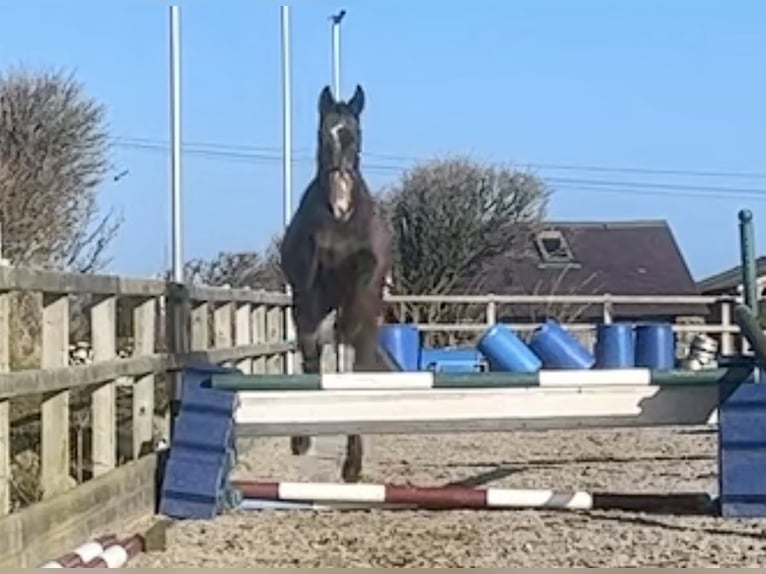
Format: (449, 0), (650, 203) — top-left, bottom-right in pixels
(1, 0), (764, 281)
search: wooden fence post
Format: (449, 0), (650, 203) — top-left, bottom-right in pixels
(720, 300), (734, 355)
(251, 304), (266, 374)
(40, 293), (71, 498)
(0, 287), (9, 515)
(266, 306), (284, 374)
(214, 302), (233, 367)
(132, 298), (156, 459)
(190, 301), (209, 351)
(485, 296), (497, 326)
(90, 295), (117, 477)
(164, 282), (190, 440)
(235, 303), (252, 374)
(602, 293), (614, 324)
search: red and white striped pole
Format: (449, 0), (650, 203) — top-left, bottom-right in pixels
(232, 480), (715, 515)
(38, 534), (118, 568)
(81, 534), (145, 568)
(233, 480), (593, 510)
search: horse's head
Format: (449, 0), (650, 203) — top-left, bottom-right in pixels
(317, 84), (365, 222)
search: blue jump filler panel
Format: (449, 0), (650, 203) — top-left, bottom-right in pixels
(718, 369), (766, 518)
(158, 363), (241, 520)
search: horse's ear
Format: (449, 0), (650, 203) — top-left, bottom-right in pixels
(319, 86), (335, 115)
(347, 84), (365, 117)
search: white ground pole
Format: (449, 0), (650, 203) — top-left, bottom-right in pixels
(280, 5), (296, 376)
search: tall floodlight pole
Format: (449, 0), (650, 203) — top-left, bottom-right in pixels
(169, 5), (183, 283)
(330, 10), (346, 97)
(330, 9), (348, 371)
(281, 5), (295, 374)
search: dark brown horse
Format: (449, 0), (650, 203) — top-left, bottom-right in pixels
(279, 84), (394, 482)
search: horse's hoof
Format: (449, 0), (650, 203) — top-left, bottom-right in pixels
(290, 436), (312, 455)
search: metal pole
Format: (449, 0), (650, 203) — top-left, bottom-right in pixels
(281, 6), (292, 231)
(170, 5), (183, 283)
(281, 5), (295, 375)
(739, 209), (759, 313)
(330, 9), (347, 372)
(330, 10), (345, 98)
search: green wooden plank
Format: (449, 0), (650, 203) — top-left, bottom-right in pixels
(211, 373), (322, 391)
(648, 365), (754, 386)
(432, 372), (540, 388)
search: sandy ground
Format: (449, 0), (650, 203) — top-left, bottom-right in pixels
(130, 427), (766, 568)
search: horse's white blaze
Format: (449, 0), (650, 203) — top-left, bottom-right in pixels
(329, 122), (344, 147)
(329, 169), (353, 220)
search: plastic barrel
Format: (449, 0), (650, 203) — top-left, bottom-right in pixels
(420, 347), (486, 372)
(378, 324), (421, 371)
(476, 324), (543, 373)
(634, 323), (675, 370)
(594, 323), (635, 369)
(528, 319), (595, 369)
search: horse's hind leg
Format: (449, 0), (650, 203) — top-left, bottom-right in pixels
(342, 434), (363, 483)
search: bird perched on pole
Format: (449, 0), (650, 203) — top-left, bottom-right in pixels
(331, 9), (346, 24)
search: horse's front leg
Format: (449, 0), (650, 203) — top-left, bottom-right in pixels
(289, 295), (326, 457)
(337, 289), (386, 483)
(289, 316), (319, 456)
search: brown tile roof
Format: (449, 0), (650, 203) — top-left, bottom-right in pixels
(483, 219), (710, 319)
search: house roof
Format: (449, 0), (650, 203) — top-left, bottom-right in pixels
(483, 219), (710, 318)
(696, 256), (766, 294)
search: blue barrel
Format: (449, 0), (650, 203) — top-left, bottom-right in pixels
(634, 323), (675, 370)
(594, 323), (635, 369)
(378, 324), (421, 371)
(420, 347), (485, 372)
(528, 319), (595, 369)
(476, 324), (542, 373)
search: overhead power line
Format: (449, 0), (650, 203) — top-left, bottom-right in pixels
(111, 136), (766, 201)
(553, 184), (766, 203)
(545, 176), (766, 196)
(113, 135), (766, 181)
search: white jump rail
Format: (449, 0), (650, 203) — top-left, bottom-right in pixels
(235, 383), (722, 437)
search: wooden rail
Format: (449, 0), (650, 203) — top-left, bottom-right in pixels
(0, 266), (293, 566)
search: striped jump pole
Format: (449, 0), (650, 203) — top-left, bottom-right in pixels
(230, 480), (715, 515)
(233, 480), (593, 510)
(38, 534), (118, 568)
(81, 534), (145, 568)
(211, 364), (755, 392)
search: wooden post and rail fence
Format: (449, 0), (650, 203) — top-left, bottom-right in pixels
(0, 264), (753, 565)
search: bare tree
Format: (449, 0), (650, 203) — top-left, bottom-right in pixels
(0, 66), (120, 272)
(378, 156), (551, 335)
(170, 234), (285, 291)
(0, 67), (121, 369)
